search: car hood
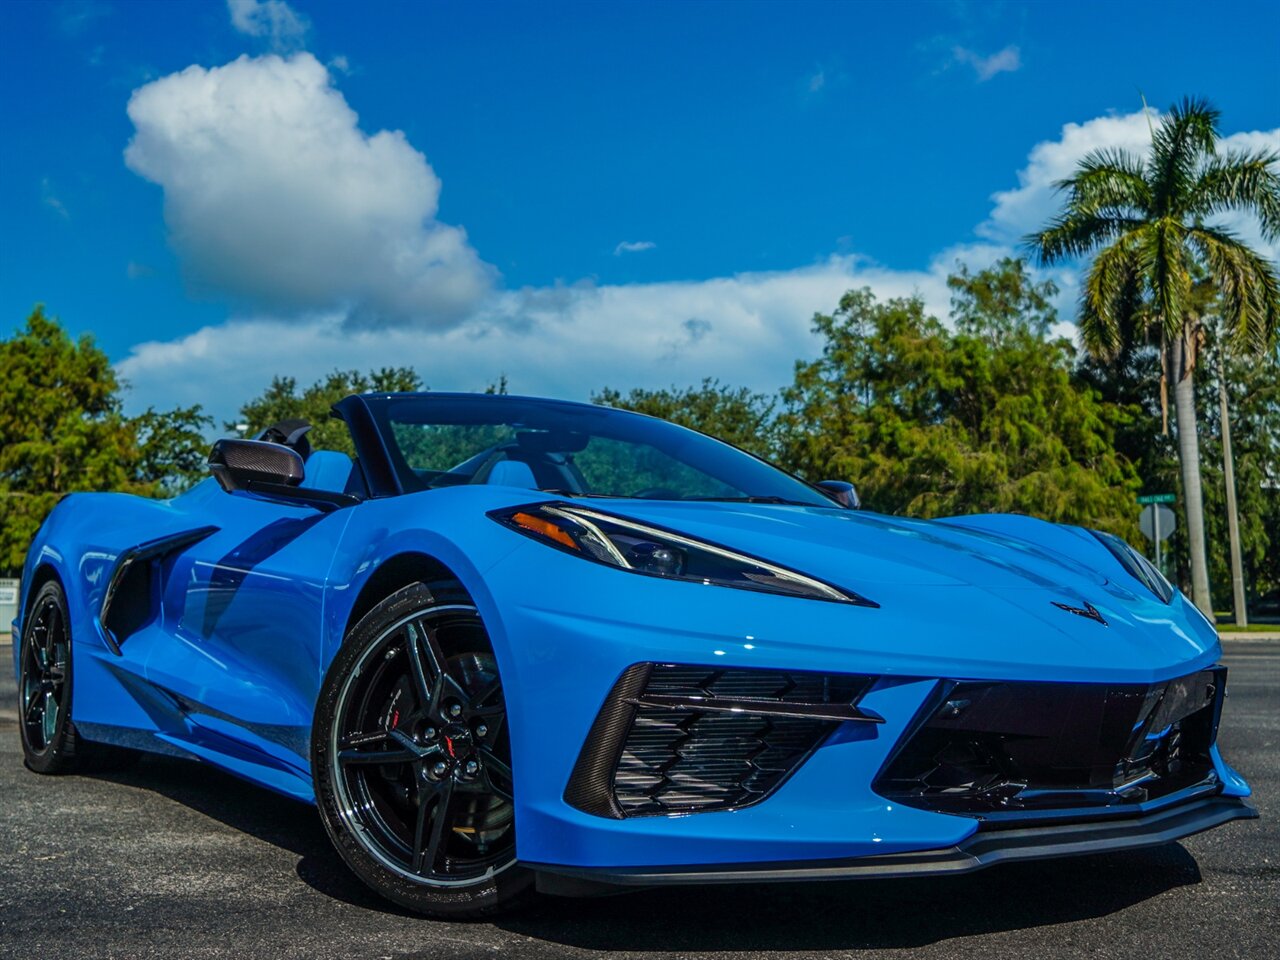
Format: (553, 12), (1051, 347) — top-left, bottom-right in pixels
(550, 499), (1218, 671)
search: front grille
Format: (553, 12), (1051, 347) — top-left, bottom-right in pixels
(565, 664), (876, 818)
(874, 668), (1225, 818)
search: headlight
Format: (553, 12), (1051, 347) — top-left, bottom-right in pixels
(490, 502), (876, 606)
(1091, 530), (1175, 603)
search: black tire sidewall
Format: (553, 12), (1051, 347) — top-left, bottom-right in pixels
(311, 582), (533, 918)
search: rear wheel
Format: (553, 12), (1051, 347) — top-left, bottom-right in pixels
(312, 582), (534, 918)
(19, 580), (133, 773)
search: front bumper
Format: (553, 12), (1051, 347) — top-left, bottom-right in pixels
(479, 538), (1239, 871)
(532, 794), (1258, 894)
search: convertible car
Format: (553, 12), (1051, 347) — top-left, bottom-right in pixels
(14, 392), (1257, 917)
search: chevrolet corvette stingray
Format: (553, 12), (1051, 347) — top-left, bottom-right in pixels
(14, 392), (1256, 917)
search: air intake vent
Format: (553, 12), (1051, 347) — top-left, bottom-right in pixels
(565, 664), (878, 819)
(873, 668), (1225, 820)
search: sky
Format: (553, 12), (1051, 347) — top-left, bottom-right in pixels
(1, 0), (1277, 427)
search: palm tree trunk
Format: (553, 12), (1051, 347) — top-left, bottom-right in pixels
(1170, 332), (1214, 618)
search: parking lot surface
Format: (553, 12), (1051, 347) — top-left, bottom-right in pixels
(1, 639), (1275, 959)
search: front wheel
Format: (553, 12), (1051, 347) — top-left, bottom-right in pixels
(312, 582), (534, 918)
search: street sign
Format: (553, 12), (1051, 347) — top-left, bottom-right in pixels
(1139, 503), (1176, 574)
(1137, 493), (1176, 505)
(1140, 504), (1176, 541)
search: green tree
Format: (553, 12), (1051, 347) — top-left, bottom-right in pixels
(592, 378), (778, 459)
(1196, 322), (1280, 604)
(0, 307), (211, 573)
(131, 405), (216, 492)
(231, 367), (424, 456)
(1030, 96), (1280, 615)
(779, 261), (1141, 534)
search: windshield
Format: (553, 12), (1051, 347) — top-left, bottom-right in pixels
(362, 394), (835, 506)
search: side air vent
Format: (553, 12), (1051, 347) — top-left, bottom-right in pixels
(565, 664), (879, 819)
(100, 526), (218, 655)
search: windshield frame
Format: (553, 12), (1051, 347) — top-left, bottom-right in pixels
(334, 392), (841, 508)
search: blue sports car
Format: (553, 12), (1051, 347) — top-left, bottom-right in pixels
(14, 392), (1256, 917)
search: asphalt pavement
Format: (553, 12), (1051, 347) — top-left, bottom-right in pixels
(0, 639), (1276, 960)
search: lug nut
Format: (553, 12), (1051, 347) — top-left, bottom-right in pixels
(431, 761), (448, 777)
(475, 723), (488, 738)
(423, 727), (437, 741)
(464, 760), (479, 775)
(448, 702), (463, 718)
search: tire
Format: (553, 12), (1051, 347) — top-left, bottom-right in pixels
(19, 579), (134, 774)
(313, 582), (535, 918)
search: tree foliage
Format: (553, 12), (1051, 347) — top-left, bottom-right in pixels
(778, 260), (1141, 533)
(230, 367), (424, 457)
(593, 379), (778, 459)
(0, 307), (211, 573)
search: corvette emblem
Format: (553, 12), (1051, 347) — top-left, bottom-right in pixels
(1051, 600), (1108, 626)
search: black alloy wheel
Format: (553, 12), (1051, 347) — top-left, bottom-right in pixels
(313, 582), (534, 918)
(18, 579), (130, 774)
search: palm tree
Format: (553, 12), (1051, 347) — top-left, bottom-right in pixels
(1030, 97), (1280, 617)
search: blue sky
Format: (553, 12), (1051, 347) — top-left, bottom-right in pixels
(1, 0), (1277, 424)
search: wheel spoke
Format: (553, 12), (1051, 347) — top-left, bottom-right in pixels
(337, 747), (417, 766)
(337, 726), (425, 766)
(479, 749), (514, 801)
(339, 730), (393, 749)
(23, 688), (44, 724)
(403, 622), (434, 710)
(44, 604), (62, 667)
(413, 778), (455, 876)
(468, 678), (503, 712)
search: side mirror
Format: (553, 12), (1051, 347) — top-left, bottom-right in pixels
(208, 439), (360, 512)
(816, 480), (860, 509)
(208, 439), (304, 492)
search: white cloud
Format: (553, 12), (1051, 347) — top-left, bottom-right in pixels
(118, 255), (958, 422)
(951, 45), (1021, 82)
(807, 70), (826, 94)
(614, 240), (656, 255)
(124, 53), (495, 328)
(226, 0), (308, 50)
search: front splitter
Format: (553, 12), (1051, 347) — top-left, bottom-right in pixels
(531, 794), (1257, 896)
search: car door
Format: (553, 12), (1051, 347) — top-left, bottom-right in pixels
(141, 482), (353, 774)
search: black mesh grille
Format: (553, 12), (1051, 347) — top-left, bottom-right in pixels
(874, 668), (1225, 819)
(565, 664), (873, 818)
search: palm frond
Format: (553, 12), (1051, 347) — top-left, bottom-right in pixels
(1026, 214), (1144, 265)
(1080, 232), (1149, 357)
(1146, 219), (1192, 340)
(1150, 96), (1221, 215)
(1055, 147), (1151, 215)
(1187, 149), (1280, 240)
(1190, 224), (1280, 354)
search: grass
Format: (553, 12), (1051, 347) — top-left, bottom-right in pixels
(1217, 622), (1280, 633)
